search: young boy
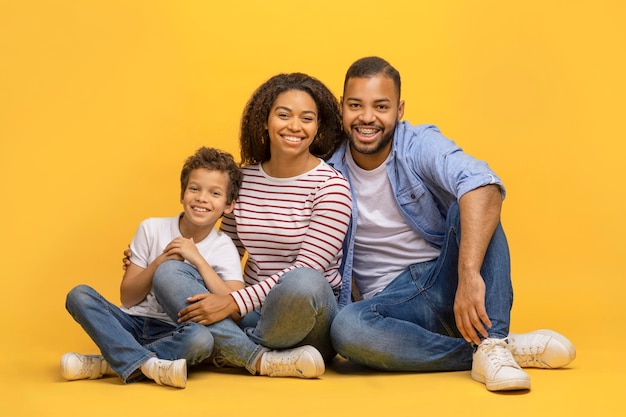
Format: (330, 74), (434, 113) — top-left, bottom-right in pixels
(62, 146), (244, 389)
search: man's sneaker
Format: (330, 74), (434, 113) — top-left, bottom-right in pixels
(260, 345), (325, 378)
(60, 353), (113, 380)
(146, 358), (187, 389)
(509, 329), (576, 368)
(471, 338), (531, 391)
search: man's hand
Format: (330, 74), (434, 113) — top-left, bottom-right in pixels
(453, 269), (491, 345)
(178, 293), (239, 325)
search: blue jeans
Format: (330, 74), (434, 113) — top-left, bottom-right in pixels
(65, 285), (214, 382)
(330, 201), (513, 371)
(152, 261), (338, 374)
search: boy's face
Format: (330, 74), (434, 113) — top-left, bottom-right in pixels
(180, 168), (234, 231)
(341, 75), (404, 163)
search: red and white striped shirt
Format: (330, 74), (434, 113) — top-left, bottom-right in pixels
(220, 160), (352, 315)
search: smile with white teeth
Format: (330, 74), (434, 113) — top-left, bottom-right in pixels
(282, 135), (305, 142)
(193, 207), (209, 212)
(356, 127), (380, 137)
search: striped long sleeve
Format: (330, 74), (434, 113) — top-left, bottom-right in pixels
(220, 161), (352, 315)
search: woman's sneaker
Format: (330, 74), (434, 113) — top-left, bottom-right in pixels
(259, 345), (325, 378)
(60, 353), (113, 380)
(508, 329), (576, 368)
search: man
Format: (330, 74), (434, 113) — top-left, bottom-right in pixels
(327, 56), (575, 391)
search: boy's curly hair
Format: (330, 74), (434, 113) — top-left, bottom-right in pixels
(180, 147), (243, 204)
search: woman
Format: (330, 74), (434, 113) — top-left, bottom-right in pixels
(152, 73), (352, 378)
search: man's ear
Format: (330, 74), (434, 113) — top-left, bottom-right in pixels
(397, 99), (405, 121)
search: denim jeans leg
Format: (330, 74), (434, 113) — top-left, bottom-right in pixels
(65, 284), (156, 382)
(441, 200), (513, 338)
(142, 319), (215, 365)
(331, 263), (473, 372)
(330, 201), (513, 371)
(244, 268), (338, 361)
(152, 260), (264, 375)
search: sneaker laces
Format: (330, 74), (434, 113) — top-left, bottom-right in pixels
(263, 352), (302, 376)
(154, 360), (176, 386)
(480, 339), (520, 371)
(74, 355), (103, 379)
(510, 334), (546, 366)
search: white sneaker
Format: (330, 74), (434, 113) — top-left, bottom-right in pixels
(471, 338), (531, 391)
(60, 353), (112, 380)
(260, 345), (325, 378)
(509, 329), (576, 368)
(145, 358), (187, 389)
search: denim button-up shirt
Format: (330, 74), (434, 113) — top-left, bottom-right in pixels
(326, 121), (505, 308)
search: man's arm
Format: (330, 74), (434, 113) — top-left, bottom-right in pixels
(454, 184), (503, 345)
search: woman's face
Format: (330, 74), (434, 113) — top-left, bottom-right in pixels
(265, 89), (319, 160)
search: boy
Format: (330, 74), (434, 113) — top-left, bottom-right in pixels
(62, 146), (244, 389)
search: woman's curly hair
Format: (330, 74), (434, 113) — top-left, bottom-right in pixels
(239, 73), (343, 165)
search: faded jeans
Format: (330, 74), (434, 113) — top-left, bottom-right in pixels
(152, 262), (338, 374)
(65, 284), (214, 382)
(330, 201), (513, 371)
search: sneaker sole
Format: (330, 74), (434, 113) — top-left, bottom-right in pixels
(471, 370), (531, 391)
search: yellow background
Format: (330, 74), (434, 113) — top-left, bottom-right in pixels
(1, 1), (624, 416)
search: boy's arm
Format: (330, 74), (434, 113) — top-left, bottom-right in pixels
(196, 261), (245, 293)
(162, 237), (244, 295)
(120, 252), (178, 308)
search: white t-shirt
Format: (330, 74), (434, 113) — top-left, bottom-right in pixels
(346, 151), (440, 299)
(121, 215), (243, 325)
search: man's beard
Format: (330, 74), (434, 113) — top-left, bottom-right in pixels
(347, 127), (395, 156)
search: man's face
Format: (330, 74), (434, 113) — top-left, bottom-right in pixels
(341, 75), (404, 163)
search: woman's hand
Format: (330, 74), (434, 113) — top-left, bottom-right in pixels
(177, 293), (239, 325)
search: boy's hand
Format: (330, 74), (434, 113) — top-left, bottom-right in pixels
(163, 237), (202, 266)
(122, 245), (132, 270)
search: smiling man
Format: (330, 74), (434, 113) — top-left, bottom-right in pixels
(327, 56), (576, 392)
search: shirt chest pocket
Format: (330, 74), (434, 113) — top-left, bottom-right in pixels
(396, 184), (446, 244)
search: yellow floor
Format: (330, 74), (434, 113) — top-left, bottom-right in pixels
(2, 325), (624, 417)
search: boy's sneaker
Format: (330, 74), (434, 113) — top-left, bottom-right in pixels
(260, 345), (325, 378)
(471, 338), (531, 391)
(146, 358), (187, 389)
(508, 329), (576, 368)
(60, 353), (112, 380)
